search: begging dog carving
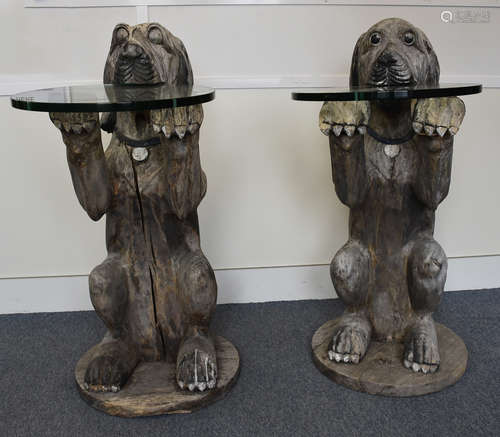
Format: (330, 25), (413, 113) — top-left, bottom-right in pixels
(319, 18), (465, 373)
(49, 23), (217, 392)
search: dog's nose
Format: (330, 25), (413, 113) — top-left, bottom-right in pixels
(123, 43), (143, 58)
(378, 51), (398, 67)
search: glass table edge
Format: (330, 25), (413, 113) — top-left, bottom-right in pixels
(10, 89), (215, 113)
(291, 84), (482, 102)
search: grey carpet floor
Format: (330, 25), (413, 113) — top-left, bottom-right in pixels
(0, 289), (499, 437)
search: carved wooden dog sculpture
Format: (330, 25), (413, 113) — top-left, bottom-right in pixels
(50, 23), (217, 392)
(319, 18), (465, 373)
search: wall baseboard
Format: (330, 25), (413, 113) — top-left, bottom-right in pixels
(1, 255), (499, 314)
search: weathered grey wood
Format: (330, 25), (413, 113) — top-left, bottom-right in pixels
(317, 18), (468, 386)
(312, 319), (467, 396)
(47, 23), (234, 407)
(75, 336), (240, 417)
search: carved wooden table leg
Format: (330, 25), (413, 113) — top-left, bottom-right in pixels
(304, 18), (477, 396)
(11, 23), (241, 416)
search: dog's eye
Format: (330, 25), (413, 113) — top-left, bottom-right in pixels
(403, 31), (415, 45)
(370, 32), (382, 46)
(115, 27), (128, 43)
(370, 32), (381, 45)
(148, 27), (163, 45)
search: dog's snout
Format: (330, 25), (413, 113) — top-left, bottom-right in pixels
(368, 48), (413, 87)
(378, 51), (398, 67)
(123, 43), (143, 58)
(115, 41), (156, 84)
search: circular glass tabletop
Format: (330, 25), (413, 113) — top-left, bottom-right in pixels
(291, 83), (482, 102)
(11, 84), (215, 112)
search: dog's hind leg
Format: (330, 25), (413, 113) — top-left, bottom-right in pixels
(84, 255), (139, 392)
(174, 250), (218, 392)
(329, 240), (372, 364)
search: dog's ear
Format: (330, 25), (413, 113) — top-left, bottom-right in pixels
(101, 25), (127, 131)
(152, 24), (193, 86)
(422, 37), (440, 86)
(349, 32), (365, 87)
(103, 23), (129, 85)
(170, 36), (193, 86)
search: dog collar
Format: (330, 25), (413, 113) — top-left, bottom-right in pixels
(116, 131), (161, 148)
(365, 126), (415, 145)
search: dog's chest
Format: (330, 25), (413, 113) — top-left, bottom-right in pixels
(363, 135), (417, 210)
(107, 138), (168, 199)
(364, 135), (416, 184)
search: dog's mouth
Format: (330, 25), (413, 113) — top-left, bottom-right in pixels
(368, 51), (414, 87)
(115, 53), (159, 85)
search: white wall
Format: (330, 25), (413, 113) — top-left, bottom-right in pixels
(1, 1), (499, 312)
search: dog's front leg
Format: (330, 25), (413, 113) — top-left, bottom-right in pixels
(412, 97), (465, 209)
(319, 101), (370, 207)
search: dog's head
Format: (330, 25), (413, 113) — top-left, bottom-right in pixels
(101, 23), (193, 132)
(103, 23), (193, 86)
(349, 18), (439, 88)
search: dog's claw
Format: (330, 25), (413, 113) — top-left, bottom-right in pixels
(413, 121), (423, 133)
(436, 126), (447, 137)
(344, 125), (356, 137)
(332, 125), (343, 137)
(175, 126), (187, 139)
(424, 125), (435, 136)
(161, 125), (171, 138)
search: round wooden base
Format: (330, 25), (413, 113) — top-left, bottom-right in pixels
(312, 319), (467, 397)
(75, 336), (240, 417)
